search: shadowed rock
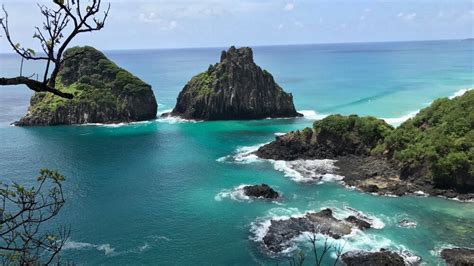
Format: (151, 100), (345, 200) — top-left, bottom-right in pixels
(261, 208), (373, 253)
(441, 248), (474, 266)
(341, 250), (406, 266)
(243, 184), (279, 199)
(165, 46), (302, 120)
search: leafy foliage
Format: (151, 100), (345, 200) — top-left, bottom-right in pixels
(0, 170), (68, 265)
(313, 114), (394, 152)
(28, 46), (153, 116)
(188, 72), (215, 96)
(382, 90), (474, 191)
(308, 91), (473, 192)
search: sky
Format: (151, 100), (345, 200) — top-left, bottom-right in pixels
(0, 0), (473, 52)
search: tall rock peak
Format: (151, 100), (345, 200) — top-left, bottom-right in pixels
(166, 46), (302, 120)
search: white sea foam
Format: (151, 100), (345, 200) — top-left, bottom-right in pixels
(249, 207), (414, 260)
(381, 87), (472, 127)
(270, 159), (342, 183)
(381, 110), (419, 126)
(333, 206), (386, 229)
(218, 143), (343, 184)
(250, 207), (304, 242)
(216, 143), (267, 164)
(215, 184), (252, 202)
(82, 120), (152, 128)
(97, 244), (116, 256)
(274, 132), (286, 137)
(157, 108), (173, 116)
(63, 240), (116, 256)
(449, 88), (472, 99)
(298, 110), (328, 120)
(138, 243), (150, 252)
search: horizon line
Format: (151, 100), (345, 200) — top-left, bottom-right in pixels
(0, 37), (472, 55)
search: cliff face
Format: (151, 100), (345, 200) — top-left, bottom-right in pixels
(167, 46), (301, 120)
(16, 46), (157, 126)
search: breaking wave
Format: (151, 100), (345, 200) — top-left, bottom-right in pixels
(298, 110), (328, 120)
(63, 240), (117, 256)
(217, 143), (343, 183)
(250, 207), (418, 264)
(215, 184), (252, 202)
(381, 87), (472, 126)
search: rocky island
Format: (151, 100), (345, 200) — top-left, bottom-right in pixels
(257, 90), (474, 200)
(341, 250), (407, 266)
(440, 248), (474, 265)
(15, 46), (158, 126)
(260, 208), (375, 253)
(163, 46), (302, 120)
(242, 184), (279, 199)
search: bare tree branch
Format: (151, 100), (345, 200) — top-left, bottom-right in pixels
(0, 0), (110, 99)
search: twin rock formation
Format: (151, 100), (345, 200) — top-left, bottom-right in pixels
(17, 46), (300, 126)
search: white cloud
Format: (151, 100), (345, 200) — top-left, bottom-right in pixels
(138, 11), (178, 30)
(364, 8), (372, 13)
(277, 24), (284, 30)
(162, 20), (178, 30)
(284, 3), (294, 11)
(293, 21), (303, 28)
(360, 15), (366, 21)
(397, 12), (416, 21)
(139, 12), (159, 23)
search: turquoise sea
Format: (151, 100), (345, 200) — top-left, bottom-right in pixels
(0, 40), (473, 265)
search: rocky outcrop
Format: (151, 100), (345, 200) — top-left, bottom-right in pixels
(261, 208), (373, 253)
(243, 184), (279, 199)
(256, 93), (474, 200)
(441, 248), (474, 266)
(256, 115), (394, 161)
(15, 46), (157, 126)
(164, 46), (302, 120)
(341, 250), (406, 266)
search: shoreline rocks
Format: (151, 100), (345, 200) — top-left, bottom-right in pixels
(440, 248), (474, 265)
(243, 184), (279, 199)
(341, 250), (407, 266)
(164, 46), (302, 120)
(256, 110), (474, 200)
(260, 208), (373, 253)
(15, 46), (158, 126)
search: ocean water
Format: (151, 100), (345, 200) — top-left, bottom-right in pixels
(0, 40), (473, 265)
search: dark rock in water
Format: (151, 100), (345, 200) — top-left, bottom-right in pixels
(341, 250), (406, 266)
(441, 248), (474, 266)
(398, 218), (417, 228)
(165, 46), (302, 120)
(260, 208), (372, 253)
(15, 46), (157, 126)
(243, 184), (279, 199)
(345, 215), (371, 230)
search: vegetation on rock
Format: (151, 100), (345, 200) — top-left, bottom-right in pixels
(167, 46), (301, 120)
(258, 90), (474, 194)
(380, 90), (474, 192)
(16, 46), (158, 126)
(312, 114), (394, 155)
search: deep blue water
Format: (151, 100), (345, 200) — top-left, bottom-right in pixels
(0, 40), (473, 265)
